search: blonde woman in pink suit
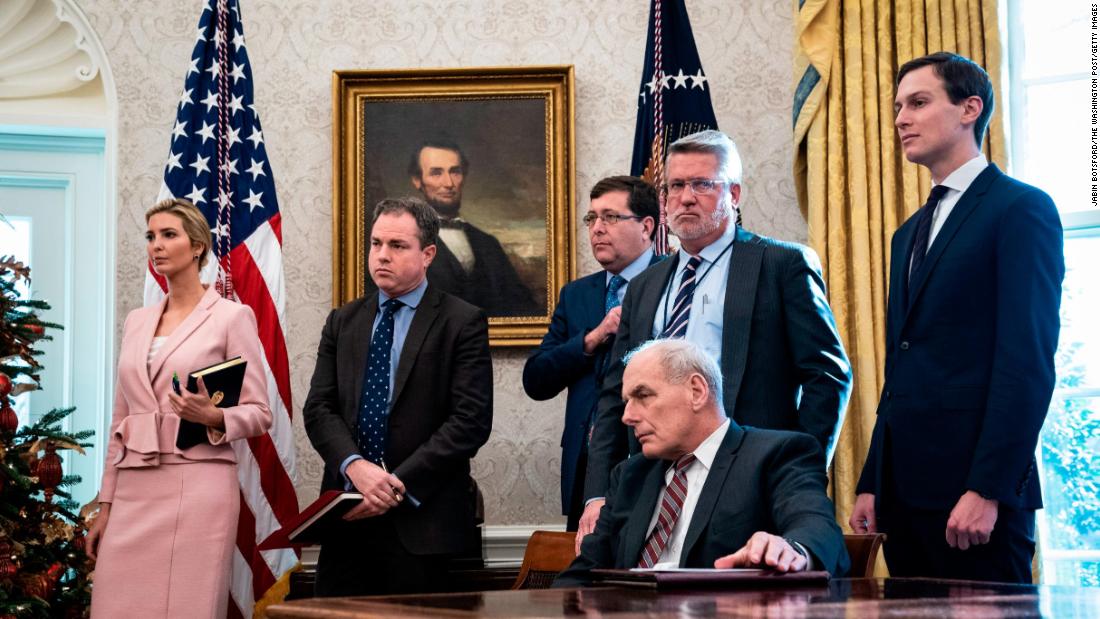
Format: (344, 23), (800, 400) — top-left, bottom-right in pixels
(85, 198), (272, 618)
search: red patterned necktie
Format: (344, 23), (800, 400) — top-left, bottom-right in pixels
(637, 453), (697, 568)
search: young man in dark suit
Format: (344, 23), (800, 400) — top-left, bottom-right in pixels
(303, 197), (493, 596)
(578, 130), (852, 550)
(554, 339), (848, 586)
(523, 176), (661, 531)
(850, 52), (1064, 583)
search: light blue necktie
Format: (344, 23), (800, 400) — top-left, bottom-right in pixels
(605, 274), (627, 314)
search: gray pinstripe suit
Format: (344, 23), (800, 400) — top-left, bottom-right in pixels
(584, 226), (852, 501)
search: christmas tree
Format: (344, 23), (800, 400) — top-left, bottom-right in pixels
(0, 256), (93, 618)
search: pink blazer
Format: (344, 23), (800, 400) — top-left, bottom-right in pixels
(99, 286), (272, 503)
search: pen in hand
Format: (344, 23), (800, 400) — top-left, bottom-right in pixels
(379, 459), (421, 508)
(379, 460), (403, 502)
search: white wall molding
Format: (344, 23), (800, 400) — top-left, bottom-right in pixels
(0, 0), (100, 99)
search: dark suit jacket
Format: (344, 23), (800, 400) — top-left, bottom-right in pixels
(584, 226), (852, 500)
(428, 221), (540, 317)
(555, 424), (850, 586)
(303, 284), (493, 555)
(522, 254), (662, 513)
(856, 164), (1064, 511)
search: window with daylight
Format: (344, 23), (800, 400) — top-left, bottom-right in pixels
(1005, 0), (1100, 587)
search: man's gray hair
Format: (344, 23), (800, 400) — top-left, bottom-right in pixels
(371, 196), (440, 249)
(624, 339), (724, 406)
(666, 129), (743, 185)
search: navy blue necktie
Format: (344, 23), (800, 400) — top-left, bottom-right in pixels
(357, 298), (403, 465)
(661, 255), (702, 339)
(605, 275), (627, 313)
(908, 185), (950, 283)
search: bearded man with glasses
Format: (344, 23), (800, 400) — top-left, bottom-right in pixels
(576, 130), (853, 552)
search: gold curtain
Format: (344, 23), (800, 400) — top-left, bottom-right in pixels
(793, 0), (1006, 573)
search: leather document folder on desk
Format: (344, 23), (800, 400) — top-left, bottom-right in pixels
(589, 568), (829, 589)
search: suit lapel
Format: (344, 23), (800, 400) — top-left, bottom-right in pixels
(148, 286), (217, 384)
(905, 164), (1000, 317)
(890, 220), (916, 324)
(391, 285), (441, 405)
(132, 298), (166, 403)
(348, 295), (379, 423)
(636, 254), (678, 334)
(582, 272), (607, 328)
(621, 460), (670, 567)
(720, 228), (764, 414)
(680, 424), (744, 563)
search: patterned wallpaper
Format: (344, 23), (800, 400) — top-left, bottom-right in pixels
(83, 0), (800, 526)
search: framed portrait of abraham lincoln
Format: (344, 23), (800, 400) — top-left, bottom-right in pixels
(332, 65), (576, 346)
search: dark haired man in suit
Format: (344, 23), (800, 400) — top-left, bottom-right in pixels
(850, 52), (1064, 583)
(554, 339), (848, 586)
(523, 175), (661, 531)
(409, 139), (539, 317)
(304, 196), (493, 595)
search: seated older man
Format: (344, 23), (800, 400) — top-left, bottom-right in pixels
(554, 339), (848, 587)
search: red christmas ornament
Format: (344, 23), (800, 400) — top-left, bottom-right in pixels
(0, 372), (11, 397)
(0, 539), (14, 580)
(47, 562), (64, 582)
(0, 562), (15, 579)
(37, 444), (63, 502)
(26, 324), (44, 336)
(0, 404), (16, 433)
(23, 573), (50, 599)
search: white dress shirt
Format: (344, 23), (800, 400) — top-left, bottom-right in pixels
(929, 155), (989, 244)
(651, 222), (738, 366)
(605, 247), (655, 305)
(640, 420), (814, 570)
(645, 420), (729, 568)
(439, 226), (475, 273)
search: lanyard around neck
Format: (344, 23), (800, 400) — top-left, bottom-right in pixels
(660, 239), (736, 335)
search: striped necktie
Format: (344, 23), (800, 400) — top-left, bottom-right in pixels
(637, 453), (697, 568)
(661, 255), (702, 339)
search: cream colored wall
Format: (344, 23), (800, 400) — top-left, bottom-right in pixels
(83, 0), (801, 527)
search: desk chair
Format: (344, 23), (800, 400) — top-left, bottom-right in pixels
(511, 530), (577, 589)
(844, 533), (886, 577)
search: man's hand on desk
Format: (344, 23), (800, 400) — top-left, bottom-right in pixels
(575, 499), (605, 554)
(713, 532), (809, 573)
(343, 459), (405, 520)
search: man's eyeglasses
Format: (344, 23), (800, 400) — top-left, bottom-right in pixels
(662, 179), (729, 197)
(583, 212), (644, 227)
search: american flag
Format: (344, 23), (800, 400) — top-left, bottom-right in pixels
(144, 0), (299, 616)
(631, 0), (720, 255)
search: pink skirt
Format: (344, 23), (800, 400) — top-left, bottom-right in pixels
(90, 461), (238, 619)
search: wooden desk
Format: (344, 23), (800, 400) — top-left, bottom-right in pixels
(267, 577), (1100, 618)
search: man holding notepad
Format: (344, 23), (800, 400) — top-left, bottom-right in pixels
(304, 196), (493, 596)
(554, 340), (848, 587)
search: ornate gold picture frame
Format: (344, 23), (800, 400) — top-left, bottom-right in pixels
(332, 66), (576, 346)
